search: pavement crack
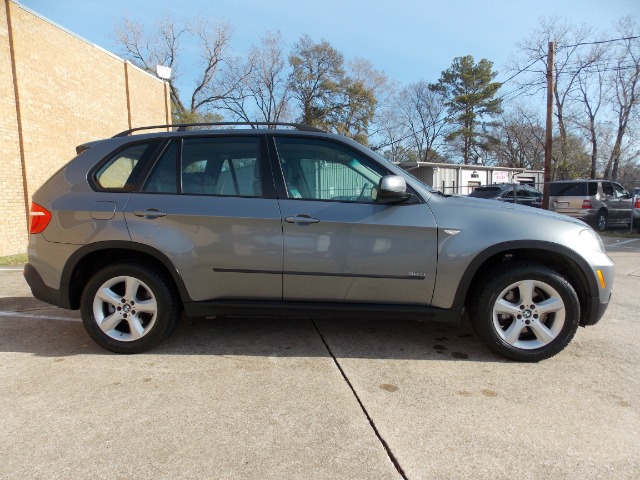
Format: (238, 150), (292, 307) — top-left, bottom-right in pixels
(311, 319), (408, 480)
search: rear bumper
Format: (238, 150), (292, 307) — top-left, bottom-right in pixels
(23, 263), (71, 309)
(553, 210), (596, 222)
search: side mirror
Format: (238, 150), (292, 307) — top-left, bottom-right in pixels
(376, 175), (411, 203)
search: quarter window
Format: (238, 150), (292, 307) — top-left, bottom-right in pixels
(95, 141), (160, 191)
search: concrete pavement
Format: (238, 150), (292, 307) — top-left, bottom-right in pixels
(0, 245), (638, 479)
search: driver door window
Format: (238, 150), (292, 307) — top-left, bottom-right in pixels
(275, 137), (385, 203)
(613, 183), (628, 198)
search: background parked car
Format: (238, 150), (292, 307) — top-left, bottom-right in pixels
(548, 179), (638, 232)
(468, 183), (543, 208)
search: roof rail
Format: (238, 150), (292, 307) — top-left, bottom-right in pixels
(113, 122), (325, 137)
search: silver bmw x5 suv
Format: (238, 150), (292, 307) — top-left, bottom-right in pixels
(24, 123), (614, 361)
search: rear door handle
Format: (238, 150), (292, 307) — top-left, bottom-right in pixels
(134, 208), (167, 219)
(285, 214), (320, 224)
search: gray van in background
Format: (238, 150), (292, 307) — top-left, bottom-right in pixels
(549, 179), (639, 232)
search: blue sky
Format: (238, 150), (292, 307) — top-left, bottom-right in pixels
(17, 0), (640, 91)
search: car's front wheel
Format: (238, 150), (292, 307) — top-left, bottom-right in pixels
(469, 263), (580, 362)
(80, 263), (180, 353)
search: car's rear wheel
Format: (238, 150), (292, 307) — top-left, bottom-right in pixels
(80, 263), (180, 353)
(469, 263), (580, 362)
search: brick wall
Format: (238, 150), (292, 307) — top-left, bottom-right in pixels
(0, 1), (27, 256)
(0, 0), (170, 256)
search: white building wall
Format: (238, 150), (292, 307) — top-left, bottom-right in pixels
(399, 162), (544, 195)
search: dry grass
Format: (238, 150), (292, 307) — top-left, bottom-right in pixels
(0, 253), (28, 266)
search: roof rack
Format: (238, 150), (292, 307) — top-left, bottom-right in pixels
(113, 122), (325, 138)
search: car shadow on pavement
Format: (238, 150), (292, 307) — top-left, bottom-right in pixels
(158, 315), (499, 363)
(0, 296), (505, 362)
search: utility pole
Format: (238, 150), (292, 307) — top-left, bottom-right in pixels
(542, 41), (555, 210)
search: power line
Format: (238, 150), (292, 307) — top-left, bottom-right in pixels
(497, 55), (546, 85)
(557, 35), (640, 50)
(557, 58), (638, 69)
(500, 36), (640, 85)
(567, 65), (639, 74)
(497, 75), (546, 102)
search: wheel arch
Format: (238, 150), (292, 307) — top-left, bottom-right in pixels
(454, 241), (598, 326)
(61, 241), (191, 310)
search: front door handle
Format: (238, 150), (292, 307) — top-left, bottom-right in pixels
(134, 208), (167, 219)
(285, 214), (320, 224)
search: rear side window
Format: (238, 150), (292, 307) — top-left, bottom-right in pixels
(95, 141), (161, 191)
(549, 182), (595, 197)
(143, 136), (263, 197)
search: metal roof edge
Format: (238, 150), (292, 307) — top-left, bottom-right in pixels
(402, 161), (543, 174)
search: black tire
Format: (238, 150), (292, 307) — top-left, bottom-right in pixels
(80, 263), (181, 353)
(469, 263), (580, 362)
(594, 210), (607, 232)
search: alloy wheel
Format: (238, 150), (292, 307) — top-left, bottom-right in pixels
(491, 279), (566, 350)
(92, 275), (158, 341)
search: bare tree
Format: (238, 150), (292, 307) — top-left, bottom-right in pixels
(349, 58), (394, 142)
(572, 44), (608, 178)
(115, 16), (185, 113)
(338, 58), (391, 144)
(219, 32), (292, 123)
(371, 106), (412, 162)
(114, 16), (235, 121)
(396, 81), (449, 162)
(604, 17), (640, 181)
(494, 104), (545, 170)
(512, 17), (600, 177)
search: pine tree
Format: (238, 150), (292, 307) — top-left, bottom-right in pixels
(430, 56), (502, 164)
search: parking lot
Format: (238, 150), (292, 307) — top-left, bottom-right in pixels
(1, 239), (639, 479)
